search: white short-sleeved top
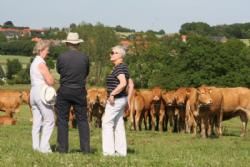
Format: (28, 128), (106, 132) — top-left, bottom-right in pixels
(30, 56), (46, 87)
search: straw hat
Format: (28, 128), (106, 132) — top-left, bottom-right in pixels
(40, 85), (57, 106)
(62, 32), (84, 44)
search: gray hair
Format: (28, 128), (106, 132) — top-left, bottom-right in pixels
(33, 40), (50, 55)
(112, 45), (126, 58)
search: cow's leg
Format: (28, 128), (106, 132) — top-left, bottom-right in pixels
(239, 111), (248, 137)
(168, 111), (174, 132)
(159, 109), (165, 132)
(200, 116), (207, 138)
(150, 111), (156, 131)
(135, 110), (142, 131)
(5, 110), (13, 118)
(185, 103), (191, 133)
(129, 107), (135, 130)
(143, 110), (148, 130)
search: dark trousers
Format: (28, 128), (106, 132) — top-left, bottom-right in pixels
(56, 86), (90, 153)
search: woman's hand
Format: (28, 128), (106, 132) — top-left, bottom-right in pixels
(108, 95), (115, 105)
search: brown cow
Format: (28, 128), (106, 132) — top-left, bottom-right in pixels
(86, 87), (107, 128)
(174, 87), (188, 132)
(129, 90), (145, 131)
(150, 87), (165, 131)
(138, 87), (165, 131)
(186, 87), (213, 137)
(220, 87), (250, 137)
(0, 90), (24, 117)
(162, 90), (176, 132)
(198, 86), (250, 137)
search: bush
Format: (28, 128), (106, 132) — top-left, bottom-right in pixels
(6, 59), (22, 79)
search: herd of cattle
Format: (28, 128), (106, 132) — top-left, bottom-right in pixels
(1, 86), (250, 138)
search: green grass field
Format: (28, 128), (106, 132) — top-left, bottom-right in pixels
(0, 55), (31, 64)
(1, 104), (250, 167)
(0, 55), (60, 81)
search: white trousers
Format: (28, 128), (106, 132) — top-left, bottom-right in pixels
(30, 87), (55, 153)
(102, 97), (127, 156)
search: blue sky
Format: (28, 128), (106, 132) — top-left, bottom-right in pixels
(1, 0), (249, 33)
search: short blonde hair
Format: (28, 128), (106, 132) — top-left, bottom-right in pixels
(112, 45), (126, 58)
(33, 40), (50, 55)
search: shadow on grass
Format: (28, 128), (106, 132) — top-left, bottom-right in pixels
(127, 147), (135, 154)
(51, 144), (97, 154)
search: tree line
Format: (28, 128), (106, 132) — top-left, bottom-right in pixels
(0, 22), (250, 88)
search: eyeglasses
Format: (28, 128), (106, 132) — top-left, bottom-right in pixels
(110, 51), (119, 55)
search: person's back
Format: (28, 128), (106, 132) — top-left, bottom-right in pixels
(57, 49), (89, 89)
(56, 32), (90, 153)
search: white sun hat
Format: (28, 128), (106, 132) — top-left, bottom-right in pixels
(62, 32), (84, 44)
(40, 85), (57, 106)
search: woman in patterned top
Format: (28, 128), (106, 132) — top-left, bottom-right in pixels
(102, 45), (134, 156)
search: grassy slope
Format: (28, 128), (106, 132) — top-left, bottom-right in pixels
(0, 105), (250, 167)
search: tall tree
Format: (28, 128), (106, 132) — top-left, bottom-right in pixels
(3, 21), (14, 28)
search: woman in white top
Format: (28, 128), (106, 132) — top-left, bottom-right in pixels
(30, 40), (55, 153)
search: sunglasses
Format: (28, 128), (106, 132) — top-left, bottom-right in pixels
(110, 51), (119, 55)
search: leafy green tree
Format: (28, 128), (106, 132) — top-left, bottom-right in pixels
(180, 22), (211, 36)
(71, 23), (118, 85)
(0, 65), (5, 78)
(0, 32), (7, 42)
(3, 21), (14, 28)
(15, 66), (30, 84)
(46, 58), (55, 69)
(6, 59), (22, 79)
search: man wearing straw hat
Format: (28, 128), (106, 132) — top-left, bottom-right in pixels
(56, 32), (90, 153)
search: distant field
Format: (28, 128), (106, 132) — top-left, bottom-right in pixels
(0, 55), (31, 65)
(0, 55), (60, 81)
(240, 39), (250, 46)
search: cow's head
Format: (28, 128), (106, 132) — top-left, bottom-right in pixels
(97, 88), (107, 108)
(151, 87), (162, 102)
(21, 90), (30, 104)
(87, 89), (99, 109)
(174, 87), (188, 107)
(162, 91), (176, 107)
(197, 86), (212, 107)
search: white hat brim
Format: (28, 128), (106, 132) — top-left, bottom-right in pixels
(40, 85), (57, 106)
(62, 39), (84, 44)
